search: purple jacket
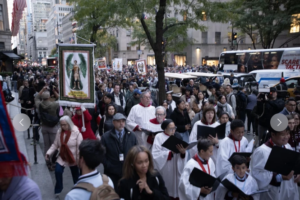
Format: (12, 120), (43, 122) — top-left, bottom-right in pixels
(0, 176), (41, 200)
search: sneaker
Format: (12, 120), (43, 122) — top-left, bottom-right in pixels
(55, 193), (60, 198)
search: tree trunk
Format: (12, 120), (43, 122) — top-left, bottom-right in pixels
(155, 0), (167, 105)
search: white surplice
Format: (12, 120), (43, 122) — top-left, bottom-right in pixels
(215, 173), (260, 200)
(152, 133), (188, 198)
(189, 121), (220, 163)
(178, 157), (216, 200)
(126, 104), (155, 145)
(143, 118), (163, 150)
(279, 143), (299, 200)
(250, 144), (280, 200)
(216, 136), (253, 178)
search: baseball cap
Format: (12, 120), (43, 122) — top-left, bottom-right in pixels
(133, 89), (142, 94)
(113, 113), (126, 121)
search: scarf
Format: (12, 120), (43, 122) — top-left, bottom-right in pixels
(59, 130), (75, 164)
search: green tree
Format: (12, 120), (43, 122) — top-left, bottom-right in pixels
(114, 0), (206, 104)
(50, 47), (57, 56)
(208, 0), (300, 49)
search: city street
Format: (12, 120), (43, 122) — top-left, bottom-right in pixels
(7, 92), (103, 200)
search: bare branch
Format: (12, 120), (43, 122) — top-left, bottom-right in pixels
(163, 22), (187, 33)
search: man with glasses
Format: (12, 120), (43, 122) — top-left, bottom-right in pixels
(143, 106), (166, 149)
(280, 98), (297, 115)
(126, 91), (155, 146)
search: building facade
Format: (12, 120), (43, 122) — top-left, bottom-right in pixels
(46, 1), (73, 55)
(0, 0), (11, 51)
(109, 12), (300, 67)
(61, 11), (75, 44)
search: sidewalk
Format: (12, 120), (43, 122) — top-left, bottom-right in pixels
(7, 92), (103, 200)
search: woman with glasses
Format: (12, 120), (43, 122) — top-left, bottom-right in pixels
(152, 119), (188, 200)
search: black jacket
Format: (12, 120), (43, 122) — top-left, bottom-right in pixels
(101, 128), (137, 178)
(170, 108), (191, 133)
(99, 115), (114, 136)
(257, 98), (285, 128)
(119, 171), (169, 200)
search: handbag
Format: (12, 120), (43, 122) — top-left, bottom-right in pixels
(3, 87), (14, 103)
(50, 149), (59, 165)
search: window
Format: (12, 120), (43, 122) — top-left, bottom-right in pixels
(286, 79), (299, 89)
(0, 42), (4, 49)
(215, 32), (221, 44)
(290, 14), (300, 33)
(183, 11), (187, 21)
(201, 32), (207, 44)
(0, 5), (4, 31)
(127, 43), (131, 51)
(116, 29), (118, 37)
(252, 33), (258, 44)
(201, 11), (207, 21)
(43, 52), (46, 57)
(228, 32), (232, 42)
(126, 29), (131, 36)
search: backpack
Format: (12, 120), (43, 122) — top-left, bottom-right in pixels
(73, 174), (120, 200)
(39, 104), (60, 127)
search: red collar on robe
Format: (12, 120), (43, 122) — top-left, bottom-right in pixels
(265, 139), (285, 148)
(228, 133), (241, 141)
(150, 118), (162, 124)
(164, 132), (170, 136)
(139, 103), (151, 107)
(201, 120), (213, 125)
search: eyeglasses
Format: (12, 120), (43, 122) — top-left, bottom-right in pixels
(143, 96), (151, 99)
(167, 127), (177, 131)
(156, 114), (165, 116)
(288, 104), (296, 107)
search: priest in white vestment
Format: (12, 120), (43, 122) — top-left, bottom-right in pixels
(152, 120), (188, 199)
(216, 155), (260, 200)
(189, 106), (220, 163)
(126, 91), (155, 146)
(216, 119), (254, 179)
(250, 127), (298, 200)
(143, 106), (165, 149)
(179, 139), (216, 200)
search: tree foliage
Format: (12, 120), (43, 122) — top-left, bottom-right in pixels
(208, 0), (300, 49)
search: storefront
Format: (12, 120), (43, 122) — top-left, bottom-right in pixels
(147, 55), (156, 65)
(202, 57), (219, 66)
(174, 54), (186, 66)
(127, 59), (136, 66)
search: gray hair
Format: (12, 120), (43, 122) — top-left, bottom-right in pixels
(155, 106), (166, 115)
(41, 91), (50, 100)
(59, 115), (75, 131)
(140, 90), (151, 99)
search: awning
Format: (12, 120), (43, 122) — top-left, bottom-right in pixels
(3, 53), (21, 59)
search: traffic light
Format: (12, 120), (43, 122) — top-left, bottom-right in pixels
(233, 32), (237, 41)
(47, 58), (58, 66)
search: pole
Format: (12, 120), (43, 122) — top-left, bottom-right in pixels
(231, 24), (233, 50)
(74, 32), (77, 44)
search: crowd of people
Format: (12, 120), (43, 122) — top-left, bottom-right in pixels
(1, 65), (300, 200)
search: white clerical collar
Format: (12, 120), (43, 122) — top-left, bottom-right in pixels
(79, 169), (98, 179)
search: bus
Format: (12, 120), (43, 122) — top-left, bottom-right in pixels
(218, 47), (300, 73)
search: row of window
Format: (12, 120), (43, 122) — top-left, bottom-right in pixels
(58, 7), (73, 12)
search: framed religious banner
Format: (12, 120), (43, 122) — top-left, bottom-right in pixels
(135, 59), (147, 75)
(97, 57), (106, 69)
(113, 58), (123, 71)
(58, 44), (95, 108)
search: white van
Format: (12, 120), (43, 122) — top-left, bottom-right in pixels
(249, 69), (300, 88)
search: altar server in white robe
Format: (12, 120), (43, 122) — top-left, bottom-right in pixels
(126, 90), (155, 145)
(179, 138), (216, 200)
(216, 119), (254, 179)
(189, 105), (220, 163)
(216, 155), (260, 200)
(143, 106), (165, 149)
(250, 127), (297, 200)
(152, 119), (188, 199)
(279, 126), (300, 200)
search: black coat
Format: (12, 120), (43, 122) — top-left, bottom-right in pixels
(119, 171), (169, 200)
(101, 128), (137, 178)
(170, 108), (191, 133)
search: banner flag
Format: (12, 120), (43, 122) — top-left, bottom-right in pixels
(58, 44), (95, 108)
(113, 58), (123, 71)
(0, 86), (27, 178)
